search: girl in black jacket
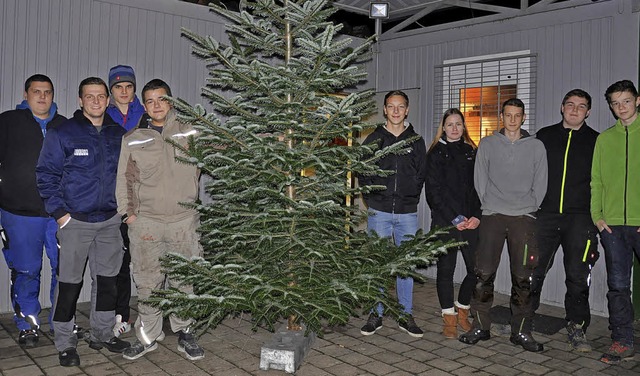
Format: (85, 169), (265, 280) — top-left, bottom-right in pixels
(425, 108), (481, 339)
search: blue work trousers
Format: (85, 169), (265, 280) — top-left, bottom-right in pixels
(1, 208), (58, 331)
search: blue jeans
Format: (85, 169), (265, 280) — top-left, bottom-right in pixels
(367, 208), (418, 315)
(600, 226), (640, 346)
(1, 209), (58, 331)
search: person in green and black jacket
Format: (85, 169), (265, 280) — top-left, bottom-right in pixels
(592, 80), (640, 365)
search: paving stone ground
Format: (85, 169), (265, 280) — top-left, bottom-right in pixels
(1, 280), (639, 375)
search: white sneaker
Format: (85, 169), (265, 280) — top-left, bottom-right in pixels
(113, 314), (131, 337)
(123, 340), (157, 360)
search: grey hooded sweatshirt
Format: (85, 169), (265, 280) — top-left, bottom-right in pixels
(474, 129), (548, 216)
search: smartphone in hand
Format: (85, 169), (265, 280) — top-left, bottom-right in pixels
(452, 215), (466, 226)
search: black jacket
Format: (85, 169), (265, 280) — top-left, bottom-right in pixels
(0, 108), (66, 217)
(425, 138), (481, 228)
(359, 124), (427, 214)
(536, 121), (598, 214)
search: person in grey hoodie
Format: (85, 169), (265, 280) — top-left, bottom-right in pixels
(459, 98), (548, 353)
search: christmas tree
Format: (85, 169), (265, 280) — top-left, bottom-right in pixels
(148, 0), (461, 336)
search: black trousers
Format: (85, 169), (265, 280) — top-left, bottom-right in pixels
(471, 214), (538, 333)
(530, 212), (599, 330)
(436, 227), (478, 309)
(115, 222), (131, 322)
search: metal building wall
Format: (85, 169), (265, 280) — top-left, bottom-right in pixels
(0, 0), (226, 313)
(2, 0), (636, 320)
(0, 0), (374, 315)
(375, 0), (640, 317)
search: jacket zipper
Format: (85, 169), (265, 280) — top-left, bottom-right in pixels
(98, 127), (106, 212)
(392, 154), (398, 214)
(624, 127), (629, 224)
(559, 130), (573, 214)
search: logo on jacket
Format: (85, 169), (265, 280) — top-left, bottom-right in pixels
(74, 149), (89, 156)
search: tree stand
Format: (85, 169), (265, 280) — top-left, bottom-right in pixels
(259, 324), (316, 373)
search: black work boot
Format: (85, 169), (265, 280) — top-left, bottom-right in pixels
(459, 328), (491, 345)
(59, 347), (80, 367)
(88, 336), (131, 353)
(510, 332), (544, 352)
(18, 329), (39, 348)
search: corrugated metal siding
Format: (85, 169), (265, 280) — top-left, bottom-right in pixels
(0, 0), (224, 115)
(0, 0), (227, 313)
(380, 1), (639, 317)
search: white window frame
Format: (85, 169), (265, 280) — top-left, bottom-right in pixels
(435, 50), (537, 136)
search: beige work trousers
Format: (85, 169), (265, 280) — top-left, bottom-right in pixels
(128, 214), (202, 345)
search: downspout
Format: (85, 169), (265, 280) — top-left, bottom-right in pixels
(632, 0), (640, 319)
(375, 18), (381, 91)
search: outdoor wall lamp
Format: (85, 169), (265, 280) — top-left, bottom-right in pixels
(369, 2), (389, 19)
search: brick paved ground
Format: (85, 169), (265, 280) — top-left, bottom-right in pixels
(1, 280), (639, 375)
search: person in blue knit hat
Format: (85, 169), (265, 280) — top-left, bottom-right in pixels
(105, 64), (146, 339)
(106, 65), (145, 131)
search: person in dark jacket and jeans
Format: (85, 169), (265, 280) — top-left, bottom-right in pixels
(36, 77), (130, 367)
(531, 89), (599, 352)
(426, 108), (481, 339)
(358, 90), (427, 338)
(0, 74), (66, 348)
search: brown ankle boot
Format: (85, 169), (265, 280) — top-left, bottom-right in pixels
(457, 307), (472, 332)
(443, 314), (457, 338)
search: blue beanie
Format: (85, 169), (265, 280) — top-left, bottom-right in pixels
(108, 65), (136, 90)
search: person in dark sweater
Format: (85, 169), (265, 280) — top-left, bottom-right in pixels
(425, 108), (481, 339)
(358, 90), (427, 338)
(0, 74), (66, 348)
(532, 89), (599, 353)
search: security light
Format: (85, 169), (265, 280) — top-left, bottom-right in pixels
(369, 2), (389, 19)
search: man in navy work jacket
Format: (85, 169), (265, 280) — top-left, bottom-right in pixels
(36, 77), (130, 367)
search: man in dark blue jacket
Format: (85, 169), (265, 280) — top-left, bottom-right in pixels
(36, 77), (130, 367)
(532, 89), (599, 353)
(0, 74), (66, 348)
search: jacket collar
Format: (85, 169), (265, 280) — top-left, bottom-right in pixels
(377, 122), (415, 139)
(497, 127), (531, 138)
(72, 109), (118, 127)
(614, 115), (640, 133)
(553, 120), (590, 133)
(138, 109), (176, 130)
(438, 136), (464, 145)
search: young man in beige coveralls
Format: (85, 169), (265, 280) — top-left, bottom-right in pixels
(115, 79), (204, 361)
